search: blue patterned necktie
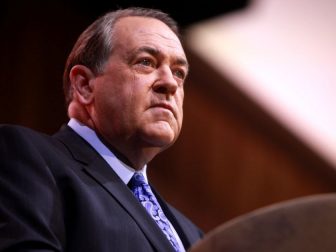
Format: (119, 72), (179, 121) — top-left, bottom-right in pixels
(129, 172), (181, 252)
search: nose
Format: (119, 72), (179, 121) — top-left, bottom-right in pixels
(152, 66), (178, 96)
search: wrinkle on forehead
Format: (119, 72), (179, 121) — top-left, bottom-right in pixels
(136, 33), (185, 56)
(134, 28), (182, 47)
(114, 17), (187, 64)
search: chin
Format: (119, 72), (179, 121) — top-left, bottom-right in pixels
(140, 121), (180, 147)
(146, 134), (176, 148)
(141, 131), (177, 148)
(140, 120), (180, 150)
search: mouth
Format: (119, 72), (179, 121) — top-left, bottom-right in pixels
(151, 102), (176, 118)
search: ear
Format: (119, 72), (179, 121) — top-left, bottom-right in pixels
(69, 65), (96, 105)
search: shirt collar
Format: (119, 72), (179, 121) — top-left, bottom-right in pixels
(68, 118), (148, 184)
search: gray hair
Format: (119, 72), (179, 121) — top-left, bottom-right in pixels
(63, 7), (180, 106)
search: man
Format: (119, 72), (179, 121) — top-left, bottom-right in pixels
(0, 7), (203, 252)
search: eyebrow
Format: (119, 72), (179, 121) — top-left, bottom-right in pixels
(135, 46), (189, 70)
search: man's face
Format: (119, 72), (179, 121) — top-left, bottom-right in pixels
(91, 16), (188, 151)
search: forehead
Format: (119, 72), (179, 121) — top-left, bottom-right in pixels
(113, 16), (186, 60)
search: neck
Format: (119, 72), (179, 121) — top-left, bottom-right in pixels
(68, 101), (165, 170)
(98, 135), (163, 170)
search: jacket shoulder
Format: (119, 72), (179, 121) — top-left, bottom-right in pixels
(0, 124), (56, 152)
(0, 124), (48, 137)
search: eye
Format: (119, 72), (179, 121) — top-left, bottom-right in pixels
(137, 58), (155, 68)
(172, 69), (186, 80)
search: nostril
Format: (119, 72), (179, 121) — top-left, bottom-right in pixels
(153, 78), (178, 95)
(153, 85), (168, 94)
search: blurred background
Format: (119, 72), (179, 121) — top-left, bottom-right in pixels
(1, 0), (336, 232)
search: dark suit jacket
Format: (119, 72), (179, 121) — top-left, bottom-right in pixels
(0, 124), (203, 251)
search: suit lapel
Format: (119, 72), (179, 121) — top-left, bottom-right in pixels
(54, 126), (175, 252)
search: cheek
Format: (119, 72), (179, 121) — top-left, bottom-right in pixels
(176, 90), (184, 121)
(118, 85), (150, 126)
(94, 82), (127, 120)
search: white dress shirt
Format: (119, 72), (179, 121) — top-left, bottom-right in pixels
(68, 118), (147, 184)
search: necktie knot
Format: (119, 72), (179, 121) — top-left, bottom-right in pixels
(128, 172), (146, 188)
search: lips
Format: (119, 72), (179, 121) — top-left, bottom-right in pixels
(150, 102), (176, 118)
